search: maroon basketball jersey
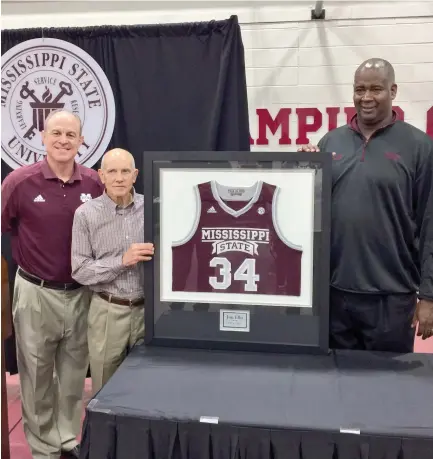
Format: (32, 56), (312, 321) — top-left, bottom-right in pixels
(171, 181), (303, 296)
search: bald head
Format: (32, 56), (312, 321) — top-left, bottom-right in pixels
(98, 148), (138, 203)
(353, 58), (397, 128)
(355, 58), (395, 85)
(101, 148), (135, 170)
(44, 109), (82, 135)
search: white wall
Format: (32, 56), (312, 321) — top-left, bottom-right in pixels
(2, 0), (433, 149)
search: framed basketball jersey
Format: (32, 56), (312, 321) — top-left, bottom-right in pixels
(142, 151), (332, 355)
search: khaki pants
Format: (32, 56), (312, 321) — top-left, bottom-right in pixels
(87, 293), (145, 395)
(12, 273), (90, 459)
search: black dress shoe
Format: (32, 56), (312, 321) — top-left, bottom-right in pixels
(61, 445), (80, 458)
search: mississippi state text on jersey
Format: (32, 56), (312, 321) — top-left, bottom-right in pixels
(172, 181), (302, 296)
(171, 181), (303, 296)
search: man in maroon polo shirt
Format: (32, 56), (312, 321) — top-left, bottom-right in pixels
(1, 110), (104, 459)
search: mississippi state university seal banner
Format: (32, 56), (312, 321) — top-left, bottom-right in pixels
(1, 37), (116, 170)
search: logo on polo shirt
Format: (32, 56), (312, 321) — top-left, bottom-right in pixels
(33, 194), (45, 203)
(80, 193), (92, 203)
(1, 38), (115, 170)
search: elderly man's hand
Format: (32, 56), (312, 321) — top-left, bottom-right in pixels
(122, 243), (154, 266)
(412, 299), (433, 340)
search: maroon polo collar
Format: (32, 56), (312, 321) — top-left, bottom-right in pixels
(349, 110), (398, 133)
(41, 157), (82, 183)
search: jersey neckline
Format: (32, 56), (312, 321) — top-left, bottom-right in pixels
(210, 181), (263, 218)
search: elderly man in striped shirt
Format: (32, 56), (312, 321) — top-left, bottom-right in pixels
(71, 148), (154, 394)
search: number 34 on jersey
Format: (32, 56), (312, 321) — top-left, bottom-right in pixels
(210, 257), (259, 292)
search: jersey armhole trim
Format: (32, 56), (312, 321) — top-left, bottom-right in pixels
(272, 187), (303, 252)
(171, 185), (201, 247)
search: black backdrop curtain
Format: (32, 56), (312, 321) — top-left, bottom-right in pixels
(1, 16), (250, 374)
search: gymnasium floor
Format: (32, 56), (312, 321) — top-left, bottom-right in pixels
(5, 336), (433, 459)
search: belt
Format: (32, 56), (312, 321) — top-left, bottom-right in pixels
(18, 268), (81, 291)
(97, 292), (144, 307)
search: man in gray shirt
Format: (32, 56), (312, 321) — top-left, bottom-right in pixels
(71, 148), (154, 394)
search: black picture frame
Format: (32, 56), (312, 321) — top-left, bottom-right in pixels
(143, 151), (332, 355)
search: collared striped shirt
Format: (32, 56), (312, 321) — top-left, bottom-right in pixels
(71, 191), (145, 300)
